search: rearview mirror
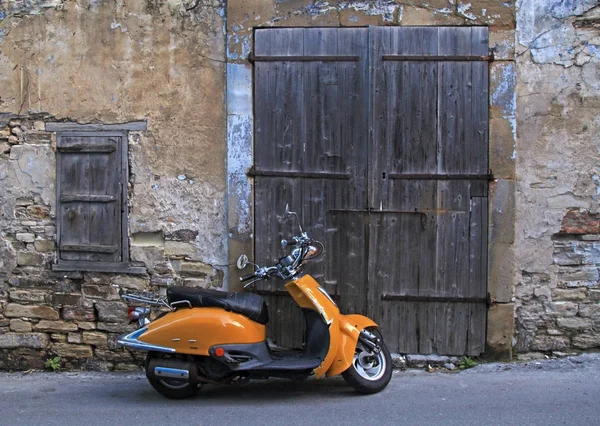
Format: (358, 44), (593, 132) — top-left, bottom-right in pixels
(236, 254), (249, 270)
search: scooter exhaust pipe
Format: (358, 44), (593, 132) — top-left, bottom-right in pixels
(147, 357), (198, 382)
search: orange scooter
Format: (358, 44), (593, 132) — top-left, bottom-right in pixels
(119, 207), (392, 399)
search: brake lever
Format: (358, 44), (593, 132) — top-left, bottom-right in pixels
(243, 277), (264, 289)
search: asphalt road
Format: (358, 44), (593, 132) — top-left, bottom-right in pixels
(1, 354), (599, 426)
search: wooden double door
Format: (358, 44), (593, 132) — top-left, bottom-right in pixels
(252, 26), (489, 356)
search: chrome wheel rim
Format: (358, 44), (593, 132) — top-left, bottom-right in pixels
(159, 379), (189, 390)
(353, 342), (386, 381)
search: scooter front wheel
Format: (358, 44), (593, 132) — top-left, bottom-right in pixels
(342, 328), (393, 394)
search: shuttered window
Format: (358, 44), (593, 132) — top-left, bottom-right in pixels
(53, 131), (136, 273)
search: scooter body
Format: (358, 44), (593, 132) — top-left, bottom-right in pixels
(119, 208), (392, 399)
(121, 275), (376, 379)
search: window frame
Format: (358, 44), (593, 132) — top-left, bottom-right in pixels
(48, 122), (146, 274)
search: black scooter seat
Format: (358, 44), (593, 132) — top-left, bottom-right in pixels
(166, 287), (269, 325)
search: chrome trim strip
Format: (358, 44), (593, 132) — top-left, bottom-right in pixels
(117, 328), (176, 353)
(154, 367), (189, 380)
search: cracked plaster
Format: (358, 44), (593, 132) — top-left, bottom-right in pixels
(515, 0), (600, 353)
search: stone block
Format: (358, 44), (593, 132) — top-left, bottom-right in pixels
(179, 261), (213, 277)
(96, 322), (134, 333)
(16, 233), (35, 243)
(52, 293), (82, 306)
(51, 333), (67, 342)
(489, 179), (515, 244)
(34, 239), (56, 252)
(182, 278), (211, 288)
(553, 247), (585, 266)
(34, 320), (78, 332)
(560, 209), (600, 235)
(485, 303), (514, 359)
(110, 275), (149, 291)
(545, 301), (578, 317)
(130, 246), (165, 273)
(578, 303), (600, 317)
(588, 290), (600, 301)
(405, 354), (460, 368)
(154, 262), (175, 275)
(16, 251), (45, 266)
(15, 197), (33, 207)
(45, 226), (56, 236)
(5, 303), (59, 320)
(533, 287), (551, 299)
(77, 322), (96, 330)
(26, 205), (50, 219)
(94, 349), (133, 363)
(489, 118), (516, 180)
(572, 334), (600, 349)
(150, 275), (175, 287)
(164, 241), (197, 257)
(0, 332), (49, 349)
(82, 284), (120, 300)
(114, 363), (142, 371)
(95, 301), (128, 323)
(9, 319), (32, 332)
(51, 343), (93, 358)
(556, 317), (593, 330)
(68, 332), (82, 344)
(488, 242), (515, 303)
(62, 307), (96, 321)
(82, 331), (108, 347)
(9, 289), (49, 304)
(552, 288), (587, 301)
(558, 266), (599, 287)
(531, 335), (570, 352)
(131, 231), (165, 246)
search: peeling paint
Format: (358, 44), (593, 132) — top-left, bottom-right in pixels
(492, 62), (517, 119)
(517, 0), (599, 67)
(457, 2), (476, 20)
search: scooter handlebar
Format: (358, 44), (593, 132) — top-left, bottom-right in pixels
(281, 237), (298, 247)
(239, 273), (256, 282)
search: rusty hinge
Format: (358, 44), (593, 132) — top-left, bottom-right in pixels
(382, 55), (493, 62)
(388, 173), (495, 181)
(247, 166), (351, 180)
(381, 293), (490, 305)
(249, 52), (360, 63)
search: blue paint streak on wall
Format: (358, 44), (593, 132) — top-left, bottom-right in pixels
(227, 63), (253, 235)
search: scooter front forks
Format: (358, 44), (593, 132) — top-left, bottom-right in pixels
(358, 329), (381, 354)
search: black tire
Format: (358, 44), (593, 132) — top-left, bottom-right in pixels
(342, 329), (393, 394)
(145, 354), (201, 400)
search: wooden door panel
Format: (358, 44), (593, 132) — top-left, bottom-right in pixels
(253, 28), (369, 347)
(254, 26), (489, 356)
(370, 27), (489, 355)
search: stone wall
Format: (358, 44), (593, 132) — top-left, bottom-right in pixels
(515, 0), (600, 357)
(0, 0), (227, 370)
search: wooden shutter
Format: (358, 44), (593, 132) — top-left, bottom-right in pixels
(57, 133), (125, 265)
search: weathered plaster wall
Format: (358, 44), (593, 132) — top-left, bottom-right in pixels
(226, 0), (517, 358)
(0, 0), (227, 369)
(515, 0), (600, 356)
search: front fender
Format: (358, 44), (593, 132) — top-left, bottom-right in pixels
(325, 314), (378, 377)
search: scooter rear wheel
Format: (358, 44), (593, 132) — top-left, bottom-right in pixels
(145, 353), (201, 400)
(342, 328), (393, 394)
